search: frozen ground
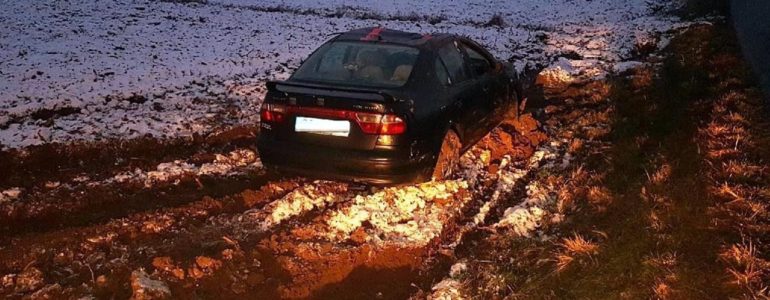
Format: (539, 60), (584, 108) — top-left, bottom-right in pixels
(0, 0), (684, 149)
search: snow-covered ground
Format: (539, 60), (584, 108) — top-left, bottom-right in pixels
(0, 0), (684, 149)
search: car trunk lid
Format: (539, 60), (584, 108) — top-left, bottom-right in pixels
(261, 81), (405, 151)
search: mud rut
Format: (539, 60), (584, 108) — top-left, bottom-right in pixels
(0, 112), (547, 298)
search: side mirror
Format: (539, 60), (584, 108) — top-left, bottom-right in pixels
(494, 62), (503, 73)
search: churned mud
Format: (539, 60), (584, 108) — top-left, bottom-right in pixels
(0, 106), (547, 299)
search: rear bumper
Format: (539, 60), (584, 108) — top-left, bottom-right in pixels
(257, 138), (431, 185)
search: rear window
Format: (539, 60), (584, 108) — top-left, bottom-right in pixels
(292, 41), (420, 88)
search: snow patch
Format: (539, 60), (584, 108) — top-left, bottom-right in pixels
(494, 144), (570, 237)
(613, 61), (645, 74)
(430, 278), (465, 300)
(259, 182), (349, 231)
(0, 0), (687, 148)
(130, 269), (171, 299)
(317, 149), (495, 246)
(325, 180), (469, 246)
(112, 148), (261, 187)
(535, 58), (580, 90)
(497, 204), (546, 237)
(430, 260), (469, 298)
(0, 188), (23, 203)
(449, 261), (469, 278)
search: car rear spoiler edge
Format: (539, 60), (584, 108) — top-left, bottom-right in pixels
(266, 80), (397, 103)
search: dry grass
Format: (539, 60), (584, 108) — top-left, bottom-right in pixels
(448, 20), (766, 299)
(719, 241), (770, 291)
(640, 186), (671, 205)
(556, 166), (590, 214)
(652, 280), (674, 299)
(720, 242), (761, 269)
(559, 234), (599, 255)
(644, 252), (679, 271)
(726, 265), (763, 286)
(584, 126), (611, 140)
(704, 121), (739, 137)
(568, 138), (584, 154)
(726, 111), (748, 124)
(554, 234), (599, 272)
(722, 160), (765, 178)
(586, 186), (612, 212)
(554, 254), (575, 273)
(557, 188), (576, 214)
(718, 190), (769, 221)
(648, 163), (672, 185)
(706, 148), (741, 160)
(699, 56), (770, 296)
(715, 182), (745, 202)
(647, 210), (666, 232)
(629, 67), (655, 89)
(643, 252), (681, 299)
(576, 110), (612, 127)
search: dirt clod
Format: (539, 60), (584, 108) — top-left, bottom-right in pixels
(130, 269), (171, 300)
(195, 256), (222, 270)
(152, 257), (185, 280)
(536, 67), (574, 92)
(28, 283), (63, 299)
(15, 267), (44, 293)
(350, 227), (369, 244)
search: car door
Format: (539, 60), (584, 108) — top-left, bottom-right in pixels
(435, 40), (485, 145)
(459, 41), (506, 133)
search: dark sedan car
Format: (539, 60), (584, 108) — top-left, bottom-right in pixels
(257, 27), (522, 185)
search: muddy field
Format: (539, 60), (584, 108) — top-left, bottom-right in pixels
(0, 28), (744, 300)
(0, 104), (552, 299)
(5, 0), (770, 299)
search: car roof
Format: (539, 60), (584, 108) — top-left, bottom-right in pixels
(331, 27), (454, 49)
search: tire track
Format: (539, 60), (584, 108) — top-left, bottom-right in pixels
(0, 147), (264, 239)
(0, 178), (304, 278)
(1, 114), (546, 299)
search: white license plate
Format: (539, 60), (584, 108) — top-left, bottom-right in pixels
(295, 117), (350, 137)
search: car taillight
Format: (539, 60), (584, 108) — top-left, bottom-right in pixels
(379, 114), (406, 135)
(260, 103), (286, 123)
(354, 112), (406, 135)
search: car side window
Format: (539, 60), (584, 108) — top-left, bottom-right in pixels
(435, 57), (452, 86)
(462, 44), (493, 77)
(437, 42), (468, 84)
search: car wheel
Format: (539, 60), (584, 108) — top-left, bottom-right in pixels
(431, 130), (461, 181)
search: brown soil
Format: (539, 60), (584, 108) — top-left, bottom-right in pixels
(5, 18), (756, 298)
(0, 106), (545, 300)
(4, 3), (753, 300)
(0, 125), (257, 191)
(0, 173), (269, 239)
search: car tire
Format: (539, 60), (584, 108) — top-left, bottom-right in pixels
(431, 130), (461, 181)
(508, 85), (521, 120)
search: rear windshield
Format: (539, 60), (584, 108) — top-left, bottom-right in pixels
(292, 41), (420, 88)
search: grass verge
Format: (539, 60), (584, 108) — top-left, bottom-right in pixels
(442, 14), (770, 299)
